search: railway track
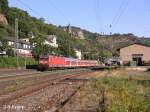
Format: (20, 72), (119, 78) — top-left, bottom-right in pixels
(0, 69), (92, 97)
(0, 66), (117, 80)
(0, 69), (94, 107)
(0, 68), (90, 81)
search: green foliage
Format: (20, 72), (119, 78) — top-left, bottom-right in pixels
(7, 7), (32, 38)
(31, 34), (50, 58)
(99, 49), (112, 61)
(1, 4), (149, 60)
(6, 7), (77, 58)
(3, 6), (114, 60)
(0, 39), (9, 52)
(90, 77), (150, 112)
(0, 57), (37, 68)
(0, 0), (9, 15)
(56, 29), (76, 57)
(0, 24), (8, 38)
(6, 48), (15, 56)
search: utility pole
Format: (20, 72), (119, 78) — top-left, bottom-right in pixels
(68, 39), (70, 57)
(109, 24), (114, 51)
(24, 55), (26, 70)
(15, 18), (19, 69)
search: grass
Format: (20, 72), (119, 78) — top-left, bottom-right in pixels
(0, 57), (37, 68)
(92, 76), (150, 112)
(77, 70), (150, 112)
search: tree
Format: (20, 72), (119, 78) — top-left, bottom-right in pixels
(5, 6), (116, 60)
(31, 34), (52, 59)
(0, 39), (9, 53)
(99, 49), (112, 62)
(0, 24), (8, 39)
(0, 0), (9, 15)
(7, 7), (32, 38)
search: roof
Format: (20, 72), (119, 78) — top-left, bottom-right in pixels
(47, 35), (57, 43)
(2, 37), (31, 45)
(118, 42), (150, 51)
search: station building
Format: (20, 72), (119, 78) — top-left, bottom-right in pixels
(119, 43), (150, 66)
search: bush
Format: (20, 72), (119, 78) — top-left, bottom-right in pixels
(0, 57), (37, 68)
(90, 77), (150, 112)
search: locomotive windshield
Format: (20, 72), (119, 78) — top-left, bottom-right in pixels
(39, 56), (48, 64)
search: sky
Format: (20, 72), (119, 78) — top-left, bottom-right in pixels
(8, 0), (150, 37)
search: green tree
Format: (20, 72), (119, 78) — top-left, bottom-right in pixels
(7, 7), (32, 38)
(0, 39), (9, 53)
(31, 34), (52, 59)
(0, 0), (9, 15)
(5, 6), (117, 59)
(99, 49), (112, 62)
(0, 24), (8, 39)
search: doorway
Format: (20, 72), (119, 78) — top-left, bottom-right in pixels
(132, 57), (142, 66)
(132, 54), (143, 66)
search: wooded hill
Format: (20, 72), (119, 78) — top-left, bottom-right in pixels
(0, 0), (150, 60)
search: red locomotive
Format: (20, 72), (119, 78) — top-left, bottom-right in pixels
(38, 55), (98, 71)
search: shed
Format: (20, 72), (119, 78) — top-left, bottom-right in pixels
(119, 43), (150, 66)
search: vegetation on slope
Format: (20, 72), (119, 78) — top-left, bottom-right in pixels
(0, 0), (150, 62)
(0, 0), (113, 60)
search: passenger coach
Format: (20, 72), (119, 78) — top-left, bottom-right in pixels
(38, 55), (98, 70)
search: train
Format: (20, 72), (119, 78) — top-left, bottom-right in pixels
(38, 55), (99, 71)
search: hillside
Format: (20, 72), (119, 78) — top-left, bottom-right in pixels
(0, 0), (111, 60)
(68, 26), (150, 51)
(96, 34), (150, 51)
(0, 0), (150, 60)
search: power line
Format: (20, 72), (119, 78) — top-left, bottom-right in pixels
(47, 0), (70, 24)
(111, 0), (126, 27)
(94, 0), (104, 34)
(110, 0), (131, 32)
(17, 0), (52, 23)
(113, 0), (130, 28)
(17, 0), (42, 17)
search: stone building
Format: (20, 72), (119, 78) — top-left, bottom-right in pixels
(74, 49), (82, 59)
(44, 35), (58, 48)
(63, 25), (85, 39)
(63, 24), (72, 34)
(120, 43), (150, 66)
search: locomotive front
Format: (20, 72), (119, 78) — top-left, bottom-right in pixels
(38, 55), (49, 71)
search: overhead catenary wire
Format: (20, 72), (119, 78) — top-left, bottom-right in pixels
(17, 0), (52, 23)
(94, 0), (104, 35)
(111, 0), (126, 27)
(17, 0), (42, 17)
(113, 0), (130, 27)
(47, 0), (70, 24)
(108, 0), (130, 50)
(110, 0), (131, 32)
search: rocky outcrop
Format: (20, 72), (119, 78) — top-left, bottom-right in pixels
(0, 13), (8, 25)
(63, 25), (85, 39)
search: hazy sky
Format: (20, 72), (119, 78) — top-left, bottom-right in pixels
(8, 0), (150, 37)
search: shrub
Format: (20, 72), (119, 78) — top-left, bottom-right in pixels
(90, 77), (150, 112)
(0, 57), (37, 68)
